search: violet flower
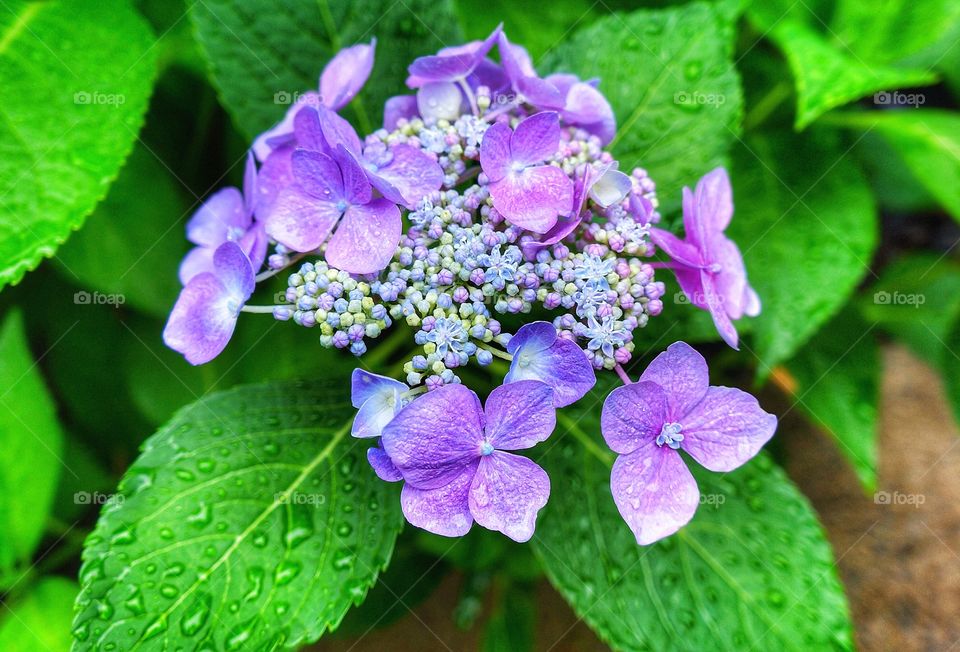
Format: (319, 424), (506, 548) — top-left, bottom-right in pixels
(650, 168), (760, 349)
(479, 111), (574, 233)
(180, 152), (267, 284)
(252, 40), (376, 160)
(351, 369), (407, 439)
(265, 146), (401, 274)
(164, 241), (255, 365)
(601, 342), (776, 545)
(505, 321), (595, 407)
(381, 380), (555, 542)
(405, 25), (501, 88)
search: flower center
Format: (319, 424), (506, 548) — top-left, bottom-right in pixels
(480, 441), (495, 456)
(656, 422), (684, 449)
(336, 199), (348, 213)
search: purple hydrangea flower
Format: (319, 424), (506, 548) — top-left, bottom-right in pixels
(265, 146), (401, 274)
(381, 380), (555, 541)
(650, 168), (760, 349)
(253, 40), (376, 160)
(164, 241), (255, 365)
(601, 342), (777, 545)
(479, 111), (574, 233)
(351, 369), (407, 438)
(505, 321), (595, 407)
(405, 25), (502, 88)
(180, 152), (267, 284)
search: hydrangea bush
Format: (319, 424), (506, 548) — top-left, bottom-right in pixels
(164, 28), (775, 546)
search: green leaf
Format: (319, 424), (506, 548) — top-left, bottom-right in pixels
(72, 379), (403, 650)
(729, 127), (878, 374)
(542, 1), (744, 213)
(0, 576), (78, 651)
(761, 19), (936, 129)
(55, 145), (189, 318)
(827, 110), (960, 225)
(0, 309), (66, 582)
(533, 390), (853, 651)
(482, 582), (536, 652)
(0, 0), (157, 291)
(944, 316), (960, 430)
(784, 308), (878, 491)
(190, 0), (462, 140)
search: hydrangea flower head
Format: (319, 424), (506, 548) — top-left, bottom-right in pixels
(381, 380), (554, 542)
(601, 342), (776, 544)
(651, 168), (760, 349)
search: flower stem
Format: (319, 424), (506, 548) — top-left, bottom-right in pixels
(459, 79), (479, 116)
(478, 342), (513, 361)
(255, 253), (306, 283)
(614, 363), (632, 385)
(240, 305), (282, 314)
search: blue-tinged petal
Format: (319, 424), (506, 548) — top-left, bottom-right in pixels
(506, 335), (595, 408)
(401, 462), (477, 536)
(505, 321), (556, 356)
(638, 341), (710, 422)
(264, 186), (341, 253)
(325, 199), (401, 275)
(483, 380), (555, 450)
(368, 442), (403, 482)
(320, 39), (376, 110)
(681, 386), (777, 472)
(469, 451), (549, 542)
(601, 381), (668, 455)
(416, 81), (462, 123)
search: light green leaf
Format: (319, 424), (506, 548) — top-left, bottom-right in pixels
(190, 0), (462, 140)
(542, 1), (744, 213)
(0, 309), (66, 584)
(0, 0), (157, 291)
(762, 19), (936, 129)
(729, 127), (878, 374)
(0, 576), (78, 651)
(72, 379), (403, 650)
(55, 145), (189, 318)
(533, 388), (853, 651)
(784, 308), (878, 491)
(827, 110), (960, 225)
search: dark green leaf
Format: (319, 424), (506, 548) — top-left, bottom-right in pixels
(0, 309), (66, 583)
(482, 582), (536, 652)
(784, 308), (878, 490)
(729, 127), (878, 374)
(72, 379), (403, 650)
(542, 1), (744, 213)
(0, 576), (78, 651)
(0, 0), (157, 291)
(190, 0), (462, 139)
(533, 387), (853, 651)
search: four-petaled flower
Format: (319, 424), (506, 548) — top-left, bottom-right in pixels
(382, 380), (555, 542)
(164, 241), (254, 365)
(650, 168), (760, 349)
(479, 111), (574, 233)
(505, 321), (595, 407)
(601, 342), (777, 545)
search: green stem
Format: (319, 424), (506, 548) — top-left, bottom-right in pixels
(557, 413), (614, 467)
(743, 80), (792, 131)
(478, 342), (513, 361)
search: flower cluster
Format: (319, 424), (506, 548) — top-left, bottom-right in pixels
(163, 27), (773, 545)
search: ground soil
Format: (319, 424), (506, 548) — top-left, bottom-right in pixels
(314, 345), (960, 652)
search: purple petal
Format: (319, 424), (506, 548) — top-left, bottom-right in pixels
(254, 145), (294, 220)
(562, 83), (616, 145)
(510, 112), (560, 167)
(243, 151), (257, 215)
(649, 227), (703, 268)
(178, 246), (214, 285)
(325, 199), (401, 274)
(333, 145), (374, 205)
(518, 76), (564, 108)
(522, 215), (581, 253)
(506, 332), (595, 408)
(498, 32), (536, 81)
(368, 443), (402, 482)
(401, 463), (477, 536)
(351, 369), (408, 439)
(264, 186), (341, 252)
(212, 240), (255, 299)
(163, 273), (238, 365)
(505, 321), (556, 356)
(638, 342), (709, 421)
(701, 271), (739, 349)
(291, 149), (344, 201)
(743, 285), (761, 317)
(383, 95), (419, 130)
(611, 444), (700, 545)
(589, 166), (632, 208)
(320, 39), (375, 110)
(352, 368), (407, 407)
(408, 53), (476, 85)
(601, 381), (668, 455)
(251, 91), (321, 160)
(684, 168), (732, 249)
(237, 221), (268, 272)
(681, 386), (777, 472)
(483, 380), (555, 450)
(417, 81), (462, 122)
(381, 384), (483, 489)
(292, 106), (327, 152)
(709, 235), (748, 319)
(488, 165), (573, 233)
(185, 187), (247, 247)
(469, 452), (549, 542)
(479, 121), (513, 182)
(371, 144), (444, 208)
(317, 105), (363, 155)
